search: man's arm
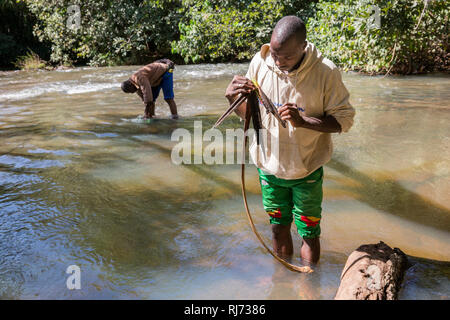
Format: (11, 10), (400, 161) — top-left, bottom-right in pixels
(322, 68), (355, 133)
(278, 103), (342, 133)
(137, 76), (153, 106)
(136, 89), (144, 101)
(134, 76), (155, 118)
(279, 66), (355, 133)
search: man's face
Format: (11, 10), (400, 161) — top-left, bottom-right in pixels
(269, 35), (307, 73)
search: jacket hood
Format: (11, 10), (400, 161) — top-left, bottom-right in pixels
(259, 41), (323, 83)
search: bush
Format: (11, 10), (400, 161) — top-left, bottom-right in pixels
(3, 0), (448, 73)
(172, 0), (317, 63)
(25, 0), (182, 66)
(306, 0), (449, 74)
(0, 0), (49, 69)
(14, 50), (47, 70)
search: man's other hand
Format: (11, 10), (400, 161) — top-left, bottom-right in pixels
(225, 76), (255, 103)
(278, 103), (308, 127)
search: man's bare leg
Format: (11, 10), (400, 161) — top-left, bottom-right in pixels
(165, 98), (178, 119)
(300, 237), (320, 265)
(271, 224), (293, 259)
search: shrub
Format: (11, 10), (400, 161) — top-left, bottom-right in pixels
(306, 0), (449, 74)
(172, 0), (317, 63)
(3, 0), (447, 73)
(0, 0), (49, 69)
(25, 0), (182, 66)
(14, 50), (47, 70)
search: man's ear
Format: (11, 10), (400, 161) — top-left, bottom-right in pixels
(302, 40), (308, 51)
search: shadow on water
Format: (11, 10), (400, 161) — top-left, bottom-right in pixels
(326, 159), (450, 233)
(2, 111), (449, 298)
(0, 115), (246, 297)
(4, 113), (448, 236)
(86, 114), (450, 233)
(1, 155), (216, 267)
(59, 116), (450, 299)
(72, 114), (254, 196)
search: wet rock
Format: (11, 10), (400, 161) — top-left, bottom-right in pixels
(335, 241), (408, 300)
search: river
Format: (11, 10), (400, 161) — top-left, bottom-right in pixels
(0, 64), (449, 299)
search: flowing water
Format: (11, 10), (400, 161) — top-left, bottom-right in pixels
(0, 64), (449, 299)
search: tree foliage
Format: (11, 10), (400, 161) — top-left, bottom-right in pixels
(0, 0), (49, 68)
(173, 0), (312, 62)
(25, 0), (182, 66)
(1, 0), (448, 73)
(307, 0), (449, 74)
(172, 0), (315, 63)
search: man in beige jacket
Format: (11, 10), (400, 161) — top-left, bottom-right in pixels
(225, 16), (355, 265)
(121, 58), (179, 119)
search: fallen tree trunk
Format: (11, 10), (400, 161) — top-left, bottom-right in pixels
(335, 241), (409, 300)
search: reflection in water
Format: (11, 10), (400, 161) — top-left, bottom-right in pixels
(0, 66), (449, 299)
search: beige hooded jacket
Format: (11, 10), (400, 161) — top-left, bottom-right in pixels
(246, 41), (355, 179)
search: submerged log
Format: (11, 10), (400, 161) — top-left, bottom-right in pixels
(335, 241), (408, 300)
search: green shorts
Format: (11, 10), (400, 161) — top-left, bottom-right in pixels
(258, 167), (324, 239)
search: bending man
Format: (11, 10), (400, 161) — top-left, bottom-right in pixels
(121, 58), (179, 119)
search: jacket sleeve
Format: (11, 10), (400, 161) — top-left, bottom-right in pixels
(135, 74), (153, 104)
(136, 88), (144, 101)
(323, 68), (355, 133)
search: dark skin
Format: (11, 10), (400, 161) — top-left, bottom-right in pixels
(136, 90), (156, 118)
(142, 99), (178, 119)
(225, 33), (340, 265)
(136, 86), (179, 119)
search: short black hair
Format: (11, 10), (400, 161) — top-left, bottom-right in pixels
(272, 16), (307, 45)
(121, 79), (137, 93)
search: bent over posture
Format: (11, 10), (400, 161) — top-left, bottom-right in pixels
(121, 58), (179, 119)
(225, 16), (355, 266)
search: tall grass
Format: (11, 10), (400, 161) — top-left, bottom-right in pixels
(14, 50), (47, 70)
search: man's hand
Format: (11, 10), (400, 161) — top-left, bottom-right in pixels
(225, 76), (255, 103)
(224, 76), (256, 119)
(278, 103), (308, 127)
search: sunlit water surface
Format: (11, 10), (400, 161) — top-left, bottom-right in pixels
(0, 64), (449, 299)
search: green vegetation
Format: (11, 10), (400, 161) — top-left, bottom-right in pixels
(25, 0), (182, 67)
(172, 0), (314, 63)
(307, 0), (449, 74)
(0, 0), (50, 70)
(13, 49), (47, 70)
(1, 0), (448, 74)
